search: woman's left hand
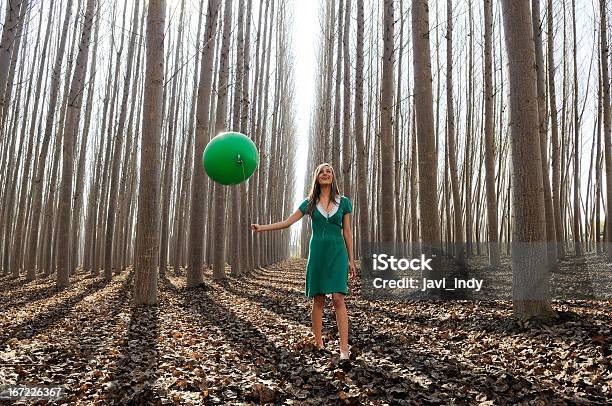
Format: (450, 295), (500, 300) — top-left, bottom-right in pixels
(348, 261), (356, 280)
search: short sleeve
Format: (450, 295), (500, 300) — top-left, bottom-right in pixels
(298, 198), (309, 215)
(343, 196), (353, 215)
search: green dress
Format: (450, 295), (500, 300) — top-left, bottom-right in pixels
(299, 195), (353, 298)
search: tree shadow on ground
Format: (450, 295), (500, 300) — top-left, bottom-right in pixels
(0, 278), (111, 346)
(2, 274), (134, 399)
(107, 282), (160, 405)
(0, 276), (99, 312)
(0, 274), (34, 292)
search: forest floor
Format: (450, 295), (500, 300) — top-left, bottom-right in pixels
(0, 256), (610, 405)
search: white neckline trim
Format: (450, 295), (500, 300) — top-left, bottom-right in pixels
(317, 196), (341, 218)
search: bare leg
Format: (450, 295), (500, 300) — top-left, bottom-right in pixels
(332, 293), (349, 356)
(311, 294), (326, 348)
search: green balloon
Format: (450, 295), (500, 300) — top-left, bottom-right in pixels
(202, 131), (259, 185)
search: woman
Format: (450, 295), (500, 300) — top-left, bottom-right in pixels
(251, 163), (355, 360)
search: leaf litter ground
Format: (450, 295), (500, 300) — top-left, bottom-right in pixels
(0, 257), (610, 405)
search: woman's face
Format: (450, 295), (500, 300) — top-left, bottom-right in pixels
(318, 166), (333, 185)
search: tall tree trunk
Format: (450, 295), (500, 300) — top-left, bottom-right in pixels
(446, 0), (464, 258)
(22, 1), (55, 278)
(465, 0), (474, 256)
(58, 0), (85, 274)
(118, 7), (146, 271)
(229, 0), (245, 276)
(254, 0), (275, 267)
(548, 0), (565, 258)
(595, 51), (602, 254)
(134, 0), (166, 305)
(532, 0), (557, 267)
(0, 0), (25, 111)
(42, 129), (63, 275)
(411, 0), (440, 248)
(93, 50), (117, 274)
(500, 0), (556, 321)
(249, 0), (268, 268)
(211, 0), (232, 279)
(600, 0), (612, 260)
(483, 0), (500, 266)
(71, 12), (101, 273)
(97, 19), (125, 274)
(159, 0), (185, 276)
(240, 0), (253, 272)
(105, 0), (141, 278)
(3, 26), (27, 278)
(342, 0), (352, 197)
(331, 0), (343, 171)
(323, 0), (335, 161)
(0, 0), (26, 276)
(8, 6), (36, 277)
(560, 0), (568, 253)
(394, 0), (404, 243)
(380, 0), (395, 242)
(188, 0), (220, 287)
(354, 0), (369, 257)
(57, 0), (97, 288)
(571, 0), (581, 256)
(174, 0), (204, 272)
(410, 111), (418, 256)
(23, 0), (74, 279)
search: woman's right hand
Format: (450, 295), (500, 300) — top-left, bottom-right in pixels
(251, 224), (263, 232)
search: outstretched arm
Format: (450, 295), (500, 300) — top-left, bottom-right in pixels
(251, 209), (304, 232)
